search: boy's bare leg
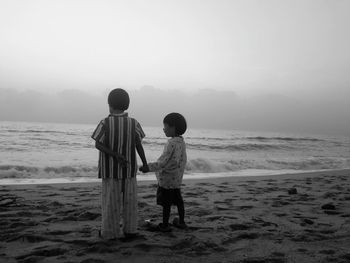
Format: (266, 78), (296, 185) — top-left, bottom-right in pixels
(177, 202), (185, 224)
(162, 205), (171, 227)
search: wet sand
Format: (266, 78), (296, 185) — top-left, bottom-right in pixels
(1, 169), (350, 263)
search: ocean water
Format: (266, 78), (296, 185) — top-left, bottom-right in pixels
(0, 121), (350, 184)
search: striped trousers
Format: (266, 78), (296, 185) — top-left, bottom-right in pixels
(101, 177), (138, 239)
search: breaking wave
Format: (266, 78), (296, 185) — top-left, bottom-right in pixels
(186, 157), (350, 173)
(1, 157), (349, 180)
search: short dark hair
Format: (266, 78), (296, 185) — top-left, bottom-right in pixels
(163, 112), (187, 135)
(108, 88), (130, 110)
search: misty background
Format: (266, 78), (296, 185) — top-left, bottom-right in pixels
(0, 86), (349, 136)
(1, 0), (350, 136)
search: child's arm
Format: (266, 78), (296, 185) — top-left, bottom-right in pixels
(95, 141), (127, 166)
(135, 135), (148, 171)
(92, 119), (127, 166)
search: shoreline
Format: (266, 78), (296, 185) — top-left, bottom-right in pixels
(1, 168), (349, 262)
(1, 168), (350, 186)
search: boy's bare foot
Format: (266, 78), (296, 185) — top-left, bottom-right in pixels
(173, 217), (187, 229)
(158, 223), (172, 232)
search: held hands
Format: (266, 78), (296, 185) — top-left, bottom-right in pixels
(139, 164), (150, 173)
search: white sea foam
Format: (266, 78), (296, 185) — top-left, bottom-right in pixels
(0, 169), (325, 185)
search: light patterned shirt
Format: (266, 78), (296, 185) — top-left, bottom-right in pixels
(148, 136), (187, 189)
(91, 112), (145, 179)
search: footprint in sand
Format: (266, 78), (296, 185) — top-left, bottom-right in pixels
(252, 217), (278, 227)
(55, 208), (77, 216)
(76, 211), (100, 221)
(237, 232), (260, 240)
(81, 243), (119, 254)
(138, 201), (149, 208)
(274, 213), (287, 217)
(9, 234), (51, 243)
(47, 230), (73, 235)
(215, 205), (231, 211)
(171, 236), (226, 255)
(16, 247), (67, 260)
(9, 220), (38, 229)
(324, 210), (342, 215)
(57, 210), (100, 221)
(229, 223), (252, 231)
(205, 215), (238, 222)
(217, 189), (234, 193)
(133, 242), (169, 252)
(185, 201), (201, 206)
(50, 201), (65, 207)
(187, 208), (212, 217)
(221, 232), (259, 245)
(205, 215), (223, 221)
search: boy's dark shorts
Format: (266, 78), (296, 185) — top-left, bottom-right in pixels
(157, 186), (183, 207)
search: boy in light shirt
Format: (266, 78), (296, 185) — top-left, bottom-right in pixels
(140, 112), (187, 232)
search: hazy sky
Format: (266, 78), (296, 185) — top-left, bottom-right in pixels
(1, 0), (350, 94)
(0, 1), (349, 135)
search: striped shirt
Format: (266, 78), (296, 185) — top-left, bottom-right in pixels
(91, 112), (145, 179)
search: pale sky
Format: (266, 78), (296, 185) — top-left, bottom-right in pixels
(1, 0), (350, 135)
(1, 0), (350, 95)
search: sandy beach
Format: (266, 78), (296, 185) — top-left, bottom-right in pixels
(1, 169), (350, 263)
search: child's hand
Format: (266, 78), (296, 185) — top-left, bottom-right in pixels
(139, 165), (150, 173)
(114, 154), (128, 167)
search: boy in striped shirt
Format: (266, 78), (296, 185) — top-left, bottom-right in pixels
(92, 88), (148, 239)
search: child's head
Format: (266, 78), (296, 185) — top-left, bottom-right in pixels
(163, 112), (187, 137)
(108, 88), (130, 111)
